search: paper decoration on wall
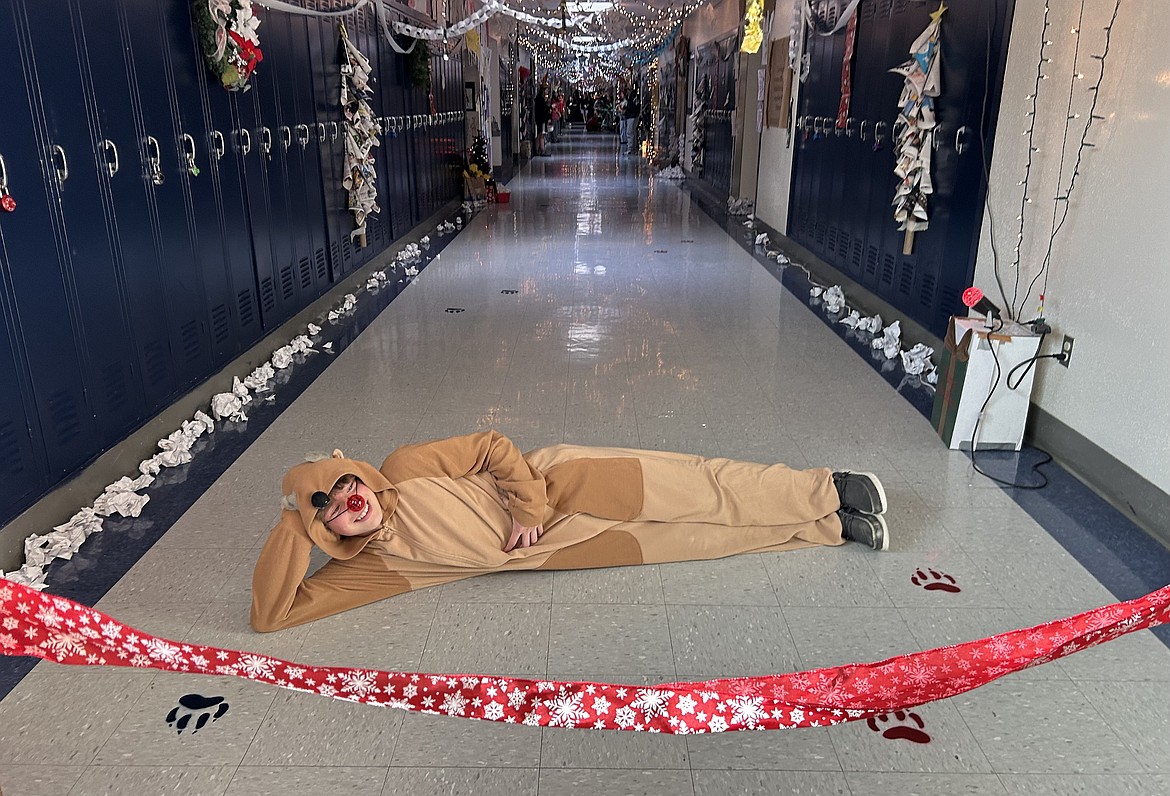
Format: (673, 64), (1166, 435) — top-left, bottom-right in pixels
(890, 3), (946, 253)
(194, 0), (264, 92)
(835, 10), (858, 128)
(339, 22), (383, 246)
(741, 0), (764, 54)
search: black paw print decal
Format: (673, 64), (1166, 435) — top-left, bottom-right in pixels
(911, 568), (961, 593)
(500, 289), (518, 295)
(866, 710), (931, 744)
(444, 307), (465, 313)
(166, 694), (229, 734)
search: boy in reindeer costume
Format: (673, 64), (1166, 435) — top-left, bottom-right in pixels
(252, 432), (888, 631)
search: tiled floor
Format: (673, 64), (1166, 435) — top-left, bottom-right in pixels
(2, 133), (1168, 795)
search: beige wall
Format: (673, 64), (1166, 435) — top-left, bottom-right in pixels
(974, 0), (1170, 492)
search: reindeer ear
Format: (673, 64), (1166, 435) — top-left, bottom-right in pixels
(331, 449), (345, 459)
(280, 493), (299, 512)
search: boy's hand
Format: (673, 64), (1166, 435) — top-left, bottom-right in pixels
(505, 517), (544, 552)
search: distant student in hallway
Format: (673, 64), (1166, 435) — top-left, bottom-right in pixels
(251, 432), (889, 632)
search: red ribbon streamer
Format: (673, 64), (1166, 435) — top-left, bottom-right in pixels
(2, 579), (1167, 733)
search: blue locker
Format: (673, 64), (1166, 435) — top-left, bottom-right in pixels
(155, 0), (258, 363)
(16, 1), (153, 439)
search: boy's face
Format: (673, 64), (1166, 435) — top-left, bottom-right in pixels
(322, 477), (384, 537)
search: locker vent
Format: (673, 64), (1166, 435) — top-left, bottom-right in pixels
(211, 303), (231, 344)
(826, 227), (838, 255)
(143, 341), (170, 387)
(237, 289), (256, 329)
(0, 420), (25, 480)
(940, 286), (962, 315)
(865, 245), (879, 279)
(180, 320), (201, 363)
(878, 0), (893, 14)
(314, 248), (328, 282)
(279, 264), (296, 301)
(837, 229), (850, 259)
(342, 238), (353, 265)
(850, 239), (863, 273)
(47, 390), (82, 445)
(919, 272), (937, 307)
(260, 276), (276, 313)
(330, 242), (341, 271)
(298, 256), (313, 290)
(898, 260), (915, 296)
(100, 363), (128, 407)
(881, 254), (896, 287)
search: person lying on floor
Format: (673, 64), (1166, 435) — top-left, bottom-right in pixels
(251, 431), (889, 632)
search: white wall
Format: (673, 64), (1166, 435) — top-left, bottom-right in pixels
(755, 2), (798, 231)
(974, 0), (1170, 492)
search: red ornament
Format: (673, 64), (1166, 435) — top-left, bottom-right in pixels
(346, 493), (366, 514)
(961, 286), (983, 308)
(0, 195), (15, 213)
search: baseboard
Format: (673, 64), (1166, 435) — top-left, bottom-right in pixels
(1027, 406), (1170, 551)
(0, 200), (463, 574)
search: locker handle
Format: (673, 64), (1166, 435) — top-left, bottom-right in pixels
(180, 133), (198, 176)
(317, 122), (327, 143)
(295, 124), (309, 148)
(51, 144), (69, 185)
(101, 139), (119, 177)
(955, 125), (971, 155)
(845, 118), (857, 138)
(812, 117), (823, 136)
(859, 120), (870, 141)
(330, 121), (339, 141)
(145, 136), (164, 185)
(280, 125), (291, 151)
(261, 126), (273, 156)
(932, 124), (943, 151)
(237, 128), (252, 155)
(873, 121), (887, 144)
(834, 118), (845, 137)
(0, 153), (8, 192)
(210, 130), (226, 161)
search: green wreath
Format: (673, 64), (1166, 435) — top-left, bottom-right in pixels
(405, 39), (431, 90)
(192, 0), (264, 92)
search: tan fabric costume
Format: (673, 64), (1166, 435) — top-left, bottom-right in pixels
(251, 432), (844, 632)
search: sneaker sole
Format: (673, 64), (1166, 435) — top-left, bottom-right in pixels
(872, 512), (890, 551)
(852, 471), (888, 515)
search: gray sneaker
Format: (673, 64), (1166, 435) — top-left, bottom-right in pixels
(838, 508), (890, 551)
(832, 471), (887, 515)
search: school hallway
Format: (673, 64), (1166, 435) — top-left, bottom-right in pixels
(1, 132), (1168, 796)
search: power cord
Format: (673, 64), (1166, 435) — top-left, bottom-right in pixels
(967, 317), (1055, 489)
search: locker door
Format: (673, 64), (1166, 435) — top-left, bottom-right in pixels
(234, 84), (285, 329)
(82, 0), (215, 400)
(285, 10), (332, 296)
(17, 1), (150, 440)
(307, 1), (349, 280)
(154, 0), (251, 365)
(257, 8), (316, 307)
(0, 238), (50, 524)
(378, 30), (413, 242)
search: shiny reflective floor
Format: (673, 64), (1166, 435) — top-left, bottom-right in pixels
(2, 132), (1168, 795)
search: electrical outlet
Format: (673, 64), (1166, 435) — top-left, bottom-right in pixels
(1060, 335), (1074, 367)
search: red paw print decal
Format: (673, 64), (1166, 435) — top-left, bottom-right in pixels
(866, 710), (932, 743)
(911, 568), (961, 593)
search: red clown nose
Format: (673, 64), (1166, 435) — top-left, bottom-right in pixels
(346, 493), (366, 514)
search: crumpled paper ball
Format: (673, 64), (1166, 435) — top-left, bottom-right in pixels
(901, 342), (935, 375)
(839, 310), (861, 328)
(822, 286), (846, 313)
(858, 314), (882, 334)
(872, 320), (902, 359)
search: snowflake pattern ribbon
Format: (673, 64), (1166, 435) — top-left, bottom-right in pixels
(2, 579), (1167, 734)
